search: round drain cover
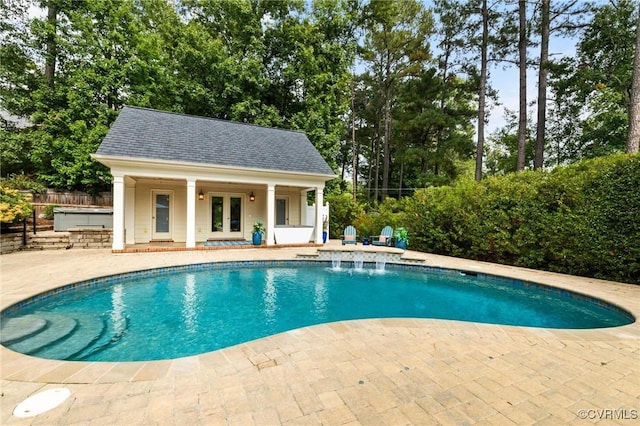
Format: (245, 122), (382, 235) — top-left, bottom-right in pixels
(13, 388), (71, 418)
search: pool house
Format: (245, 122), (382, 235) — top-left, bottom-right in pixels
(93, 106), (335, 252)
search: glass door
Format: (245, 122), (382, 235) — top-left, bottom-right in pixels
(211, 196), (224, 234)
(209, 193), (244, 239)
(229, 196), (242, 233)
(276, 198), (288, 225)
(152, 191), (172, 240)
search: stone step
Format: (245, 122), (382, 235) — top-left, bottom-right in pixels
(35, 314), (106, 360)
(24, 239), (73, 250)
(5, 314), (77, 355)
(29, 238), (70, 245)
(21, 233), (74, 251)
(24, 245), (72, 251)
(0, 315), (48, 345)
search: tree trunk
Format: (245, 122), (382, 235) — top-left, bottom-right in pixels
(627, 6), (640, 154)
(44, 4), (58, 88)
(398, 160), (403, 198)
(368, 138), (374, 202)
(351, 83), (358, 200)
(382, 82), (392, 200)
(475, 0), (489, 182)
(535, 0), (550, 169)
(374, 121), (381, 201)
(516, 0), (527, 171)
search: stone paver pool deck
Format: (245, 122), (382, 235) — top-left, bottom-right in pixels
(1, 243), (638, 425)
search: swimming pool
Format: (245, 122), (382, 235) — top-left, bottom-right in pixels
(0, 261), (633, 362)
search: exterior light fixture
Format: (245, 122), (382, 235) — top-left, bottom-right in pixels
(249, 191), (255, 202)
(198, 189), (204, 200)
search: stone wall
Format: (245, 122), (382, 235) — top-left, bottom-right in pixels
(1, 233), (25, 255)
(68, 228), (112, 249)
(0, 229), (112, 254)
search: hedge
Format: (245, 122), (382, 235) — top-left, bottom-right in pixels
(399, 154), (639, 284)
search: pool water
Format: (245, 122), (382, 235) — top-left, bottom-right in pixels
(1, 263), (633, 362)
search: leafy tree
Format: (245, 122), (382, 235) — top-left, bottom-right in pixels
(547, 0), (638, 164)
(433, 0), (508, 181)
(286, 0), (357, 171)
(475, 0), (491, 181)
(179, 0), (354, 169)
(394, 68), (476, 189)
(533, 0), (592, 169)
(26, 0), (146, 192)
(361, 0), (433, 200)
(345, 73), (385, 202)
(0, 1), (41, 117)
(628, 4), (640, 153)
(534, 0), (550, 170)
(1, 0), (354, 191)
(486, 109), (536, 175)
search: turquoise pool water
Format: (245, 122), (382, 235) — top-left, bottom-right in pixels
(0, 262), (633, 362)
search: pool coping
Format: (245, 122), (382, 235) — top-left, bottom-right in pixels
(1, 247), (638, 385)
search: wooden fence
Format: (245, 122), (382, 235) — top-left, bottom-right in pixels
(32, 191), (112, 206)
(17, 190), (113, 218)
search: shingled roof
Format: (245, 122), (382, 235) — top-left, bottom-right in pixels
(96, 106), (335, 176)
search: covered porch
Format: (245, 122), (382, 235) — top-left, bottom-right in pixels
(108, 159), (330, 252)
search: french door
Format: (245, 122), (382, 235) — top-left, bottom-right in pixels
(152, 191), (172, 240)
(210, 193), (244, 239)
(276, 197), (288, 225)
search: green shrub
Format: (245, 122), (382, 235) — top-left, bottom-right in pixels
(325, 193), (364, 239)
(571, 155), (640, 282)
(405, 154), (639, 284)
(325, 154), (638, 283)
(364, 197), (408, 237)
(43, 204), (59, 220)
(353, 211), (375, 240)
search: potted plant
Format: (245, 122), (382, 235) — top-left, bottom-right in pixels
(394, 227), (408, 250)
(252, 220), (265, 245)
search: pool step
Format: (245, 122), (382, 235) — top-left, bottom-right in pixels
(2, 313), (108, 360)
(74, 316), (129, 360)
(0, 315), (48, 345)
(35, 315), (106, 360)
(4, 314), (78, 355)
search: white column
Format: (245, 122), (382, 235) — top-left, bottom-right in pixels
(266, 184), (275, 245)
(315, 186), (324, 244)
(186, 179), (196, 248)
(112, 175), (125, 251)
(124, 181), (136, 245)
